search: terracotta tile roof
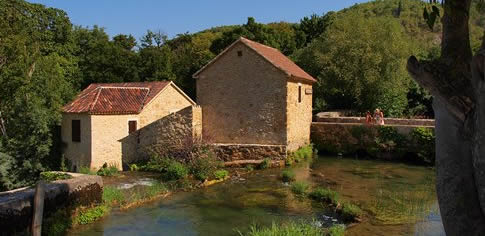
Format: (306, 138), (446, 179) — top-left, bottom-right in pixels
(193, 37), (316, 83)
(62, 81), (171, 115)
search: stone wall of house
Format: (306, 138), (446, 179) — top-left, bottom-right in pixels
(196, 42), (288, 146)
(135, 106), (202, 161)
(61, 113), (92, 171)
(211, 144), (287, 162)
(311, 122), (435, 160)
(286, 81), (313, 151)
(0, 173), (102, 234)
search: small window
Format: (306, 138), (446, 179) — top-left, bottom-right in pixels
(72, 120), (81, 142)
(237, 50), (243, 57)
(128, 120), (137, 134)
(298, 85), (302, 103)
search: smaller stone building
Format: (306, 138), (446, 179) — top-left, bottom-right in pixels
(61, 81), (200, 171)
(194, 37), (316, 155)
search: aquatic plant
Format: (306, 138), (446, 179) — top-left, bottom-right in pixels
(259, 158), (271, 169)
(214, 170), (229, 180)
(281, 169), (296, 182)
(309, 187), (340, 205)
(75, 205), (110, 225)
(340, 203), (363, 222)
(39, 172), (72, 182)
(102, 186), (125, 206)
(290, 181), (309, 195)
(246, 165), (255, 171)
(241, 221), (324, 236)
(286, 144), (314, 165)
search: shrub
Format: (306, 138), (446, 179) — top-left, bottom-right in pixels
(290, 181), (309, 195)
(129, 164), (139, 171)
(97, 163), (119, 177)
(40, 172), (72, 182)
(75, 205), (109, 225)
(102, 186), (124, 206)
(164, 160), (189, 181)
(340, 203), (363, 222)
(243, 221), (325, 236)
(410, 127), (435, 164)
(79, 166), (96, 175)
(309, 187), (340, 205)
(281, 170), (296, 182)
(141, 155), (172, 173)
(259, 158), (271, 169)
(189, 154), (221, 181)
(214, 170), (229, 180)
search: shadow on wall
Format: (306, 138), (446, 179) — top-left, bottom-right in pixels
(120, 106), (201, 169)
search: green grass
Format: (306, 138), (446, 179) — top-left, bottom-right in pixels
(39, 172), (72, 182)
(97, 164), (119, 176)
(340, 203), (363, 222)
(102, 186), (125, 206)
(281, 169), (296, 182)
(79, 166), (97, 175)
(241, 221), (325, 236)
(214, 169), (229, 180)
(309, 187), (340, 205)
(74, 205), (109, 225)
(326, 224), (345, 236)
(290, 181), (310, 195)
(286, 144), (314, 165)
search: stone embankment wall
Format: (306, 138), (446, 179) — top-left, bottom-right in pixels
(311, 121), (435, 161)
(212, 144), (287, 162)
(314, 116), (435, 126)
(0, 173), (102, 234)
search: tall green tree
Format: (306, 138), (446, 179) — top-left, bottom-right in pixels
(295, 13), (413, 116)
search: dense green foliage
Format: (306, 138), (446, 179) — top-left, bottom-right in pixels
(1, 0), (482, 189)
(96, 163), (119, 177)
(39, 172), (72, 182)
(214, 169), (229, 180)
(286, 144), (314, 165)
(410, 127), (435, 164)
(189, 153), (221, 181)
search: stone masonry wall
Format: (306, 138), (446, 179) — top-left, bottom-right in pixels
(314, 116), (435, 126)
(196, 42), (288, 145)
(135, 106), (202, 161)
(286, 81), (313, 151)
(212, 144), (287, 162)
(0, 173), (102, 234)
(61, 113), (92, 171)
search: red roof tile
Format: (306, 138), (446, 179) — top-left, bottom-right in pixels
(63, 81), (171, 114)
(193, 37), (316, 83)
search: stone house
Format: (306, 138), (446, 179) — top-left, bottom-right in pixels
(193, 37), (316, 154)
(61, 81), (199, 170)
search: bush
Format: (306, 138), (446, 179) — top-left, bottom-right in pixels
(40, 172), (72, 182)
(290, 181), (309, 195)
(259, 158), (271, 169)
(129, 164), (139, 171)
(164, 160), (189, 181)
(281, 170), (296, 182)
(214, 169), (229, 180)
(309, 187), (340, 205)
(97, 163), (119, 177)
(189, 154), (221, 181)
(340, 203), (363, 222)
(410, 127), (435, 164)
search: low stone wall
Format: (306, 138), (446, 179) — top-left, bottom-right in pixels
(212, 144), (287, 162)
(314, 116), (435, 126)
(0, 173), (103, 234)
(311, 122), (435, 161)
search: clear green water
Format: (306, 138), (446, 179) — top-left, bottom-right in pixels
(69, 156), (443, 236)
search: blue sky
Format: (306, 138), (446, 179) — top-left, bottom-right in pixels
(28, 0), (368, 40)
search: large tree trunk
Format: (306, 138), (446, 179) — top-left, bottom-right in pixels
(407, 0), (485, 235)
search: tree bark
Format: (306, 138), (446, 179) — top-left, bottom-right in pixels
(407, 0), (485, 235)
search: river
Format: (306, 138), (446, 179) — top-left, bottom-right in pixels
(69, 156), (444, 236)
